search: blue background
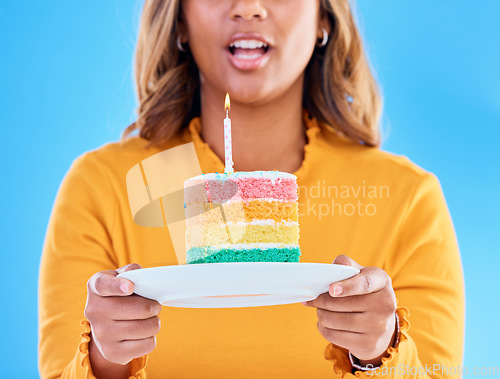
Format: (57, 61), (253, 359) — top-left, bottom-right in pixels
(1, 1), (498, 377)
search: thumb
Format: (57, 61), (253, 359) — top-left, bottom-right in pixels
(332, 254), (364, 269)
(116, 263), (143, 274)
(114, 263), (143, 295)
(88, 263), (143, 297)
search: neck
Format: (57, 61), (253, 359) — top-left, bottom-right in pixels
(199, 80), (307, 173)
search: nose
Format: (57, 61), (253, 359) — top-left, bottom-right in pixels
(230, 0), (268, 21)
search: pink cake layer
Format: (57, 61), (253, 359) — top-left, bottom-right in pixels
(184, 174), (298, 204)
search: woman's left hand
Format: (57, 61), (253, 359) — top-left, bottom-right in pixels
(303, 255), (398, 367)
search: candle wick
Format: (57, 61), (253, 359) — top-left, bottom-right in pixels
(226, 109), (228, 118)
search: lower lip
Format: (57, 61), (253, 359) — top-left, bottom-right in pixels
(225, 49), (271, 71)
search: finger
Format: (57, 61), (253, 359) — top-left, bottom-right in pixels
(107, 295), (162, 320)
(329, 266), (388, 298)
(304, 292), (368, 312)
(118, 316), (161, 341)
(316, 308), (367, 333)
(119, 336), (157, 361)
(332, 255), (364, 269)
(100, 316), (161, 342)
(317, 322), (363, 350)
(102, 336), (157, 365)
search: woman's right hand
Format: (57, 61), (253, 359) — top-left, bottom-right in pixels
(84, 263), (162, 377)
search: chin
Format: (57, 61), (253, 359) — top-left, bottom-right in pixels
(225, 80), (280, 106)
(224, 68), (303, 107)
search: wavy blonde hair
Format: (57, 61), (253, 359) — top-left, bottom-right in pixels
(125, 0), (382, 147)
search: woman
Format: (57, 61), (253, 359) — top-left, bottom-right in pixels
(39, 0), (464, 378)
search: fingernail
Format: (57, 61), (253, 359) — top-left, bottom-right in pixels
(332, 285), (343, 296)
(301, 302), (308, 306)
(120, 281), (130, 294)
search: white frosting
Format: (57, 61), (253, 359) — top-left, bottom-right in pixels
(186, 170), (297, 183)
(222, 198), (296, 205)
(200, 243), (300, 250)
(230, 220), (298, 227)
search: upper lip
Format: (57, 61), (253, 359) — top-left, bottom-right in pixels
(226, 33), (272, 49)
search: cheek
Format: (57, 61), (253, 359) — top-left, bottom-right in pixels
(183, 6), (222, 74)
(275, 9), (318, 73)
(188, 25), (219, 75)
(277, 27), (316, 82)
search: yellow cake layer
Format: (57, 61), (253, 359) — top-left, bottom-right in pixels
(186, 222), (299, 249)
(185, 200), (298, 226)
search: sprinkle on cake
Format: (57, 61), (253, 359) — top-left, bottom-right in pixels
(184, 171), (300, 264)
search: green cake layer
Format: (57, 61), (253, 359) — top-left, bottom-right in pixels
(187, 247), (301, 264)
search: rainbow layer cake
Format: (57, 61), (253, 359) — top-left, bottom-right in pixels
(184, 171), (300, 264)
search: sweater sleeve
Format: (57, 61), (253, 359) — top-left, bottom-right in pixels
(38, 152), (147, 379)
(324, 173), (465, 378)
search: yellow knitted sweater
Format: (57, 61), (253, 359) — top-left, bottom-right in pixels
(39, 115), (464, 378)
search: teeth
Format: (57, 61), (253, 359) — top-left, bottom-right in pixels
(229, 39), (268, 49)
(233, 53), (263, 60)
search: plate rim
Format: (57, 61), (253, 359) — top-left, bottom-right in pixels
(117, 262), (360, 308)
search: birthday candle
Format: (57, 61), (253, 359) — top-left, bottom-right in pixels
(224, 93), (234, 173)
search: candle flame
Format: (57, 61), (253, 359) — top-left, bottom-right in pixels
(224, 93), (230, 112)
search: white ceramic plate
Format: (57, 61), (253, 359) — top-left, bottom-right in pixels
(117, 262), (359, 308)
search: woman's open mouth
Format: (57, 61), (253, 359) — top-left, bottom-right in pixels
(226, 37), (271, 70)
(229, 39), (269, 60)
